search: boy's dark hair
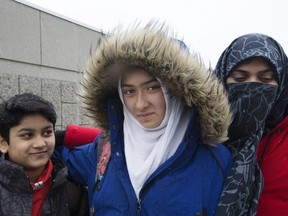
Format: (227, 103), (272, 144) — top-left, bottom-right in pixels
(0, 93), (57, 143)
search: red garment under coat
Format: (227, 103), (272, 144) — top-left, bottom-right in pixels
(31, 159), (53, 216)
(257, 116), (288, 216)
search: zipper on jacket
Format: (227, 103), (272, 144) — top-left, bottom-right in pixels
(90, 205), (95, 216)
(136, 177), (156, 215)
(137, 198), (142, 212)
(134, 134), (194, 214)
(136, 169), (167, 215)
(135, 155), (189, 214)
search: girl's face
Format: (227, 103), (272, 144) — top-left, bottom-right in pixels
(226, 57), (278, 85)
(121, 69), (166, 128)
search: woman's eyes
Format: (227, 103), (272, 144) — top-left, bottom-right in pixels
(259, 77), (273, 82)
(147, 84), (161, 91)
(227, 71), (246, 82)
(259, 73), (276, 82)
(20, 133), (33, 139)
(228, 72), (276, 83)
(122, 84), (161, 96)
(122, 89), (135, 95)
(232, 76), (247, 82)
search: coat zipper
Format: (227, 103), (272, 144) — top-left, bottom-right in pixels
(136, 176), (159, 214)
(135, 141), (195, 214)
(137, 198), (142, 212)
(136, 169), (169, 215)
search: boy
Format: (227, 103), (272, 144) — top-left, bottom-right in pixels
(0, 93), (86, 216)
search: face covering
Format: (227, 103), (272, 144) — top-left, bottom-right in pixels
(227, 83), (277, 152)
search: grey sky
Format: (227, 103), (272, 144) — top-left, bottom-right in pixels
(22, 0), (288, 67)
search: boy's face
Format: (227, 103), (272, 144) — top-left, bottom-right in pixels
(0, 114), (55, 174)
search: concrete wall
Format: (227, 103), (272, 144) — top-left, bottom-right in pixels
(0, 0), (103, 129)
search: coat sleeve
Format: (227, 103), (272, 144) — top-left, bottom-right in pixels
(64, 124), (101, 149)
(53, 137), (99, 186)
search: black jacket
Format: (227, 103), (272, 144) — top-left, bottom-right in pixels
(0, 157), (70, 215)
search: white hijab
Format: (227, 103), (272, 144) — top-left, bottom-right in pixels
(118, 79), (191, 198)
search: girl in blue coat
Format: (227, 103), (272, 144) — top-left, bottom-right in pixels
(60, 23), (233, 216)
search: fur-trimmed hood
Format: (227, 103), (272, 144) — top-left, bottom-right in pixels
(80, 23), (231, 145)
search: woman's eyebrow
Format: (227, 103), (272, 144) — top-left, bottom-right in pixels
(121, 78), (158, 88)
(231, 69), (274, 74)
(258, 69), (276, 74)
(230, 69), (249, 74)
(141, 78), (158, 86)
(121, 84), (133, 88)
(229, 70), (248, 77)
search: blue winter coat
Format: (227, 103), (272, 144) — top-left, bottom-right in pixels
(58, 25), (234, 215)
(58, 99), (233, 216)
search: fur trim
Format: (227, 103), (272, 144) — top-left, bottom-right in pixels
(80, 23), (232, 145)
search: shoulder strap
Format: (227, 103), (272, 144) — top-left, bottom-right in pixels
(92, 131), (111, 193)
(96, 131), (109, 161)
(206, 146), (225, 178)
(96, 141), (111, 178)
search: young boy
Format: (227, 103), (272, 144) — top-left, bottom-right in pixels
(0, 93), (87, 216)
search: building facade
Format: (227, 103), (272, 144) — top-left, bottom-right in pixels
(0, 0), (103, 129)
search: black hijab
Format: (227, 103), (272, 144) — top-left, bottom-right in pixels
(214, 33), (288, 216)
